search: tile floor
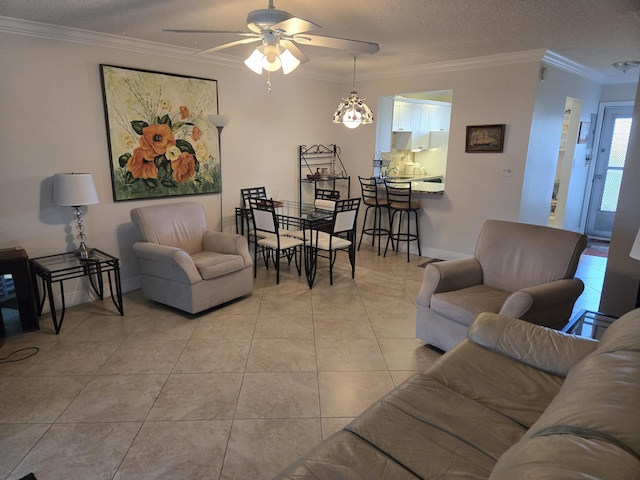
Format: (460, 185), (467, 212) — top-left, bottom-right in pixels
(0, 244), (605, 480)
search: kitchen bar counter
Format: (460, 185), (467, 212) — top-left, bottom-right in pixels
(377, 176), (445, 195)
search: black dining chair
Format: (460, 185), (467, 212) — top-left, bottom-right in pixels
(315, 188), (341, 201)
(310, 198), (361, 285)
(248, 197), (304, 285)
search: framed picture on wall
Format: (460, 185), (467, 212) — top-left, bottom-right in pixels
(100, 65), (221, 201)
(465, 124), (505, 153)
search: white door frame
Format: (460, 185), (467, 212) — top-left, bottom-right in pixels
(579, 101), (634, 236)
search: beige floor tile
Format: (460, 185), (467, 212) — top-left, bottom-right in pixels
(0, 424), (50, 479)
(313, 313), (375, 338)
(114, 420), (231, 480)
(246, 338), (316, 372)
(235, 372), (319, 419)
(221, 418), (321, 480)
(311, 293), (366, 315)
(315, 338), (387, 371)
(360, 292), (417, 314)
(378, 338), (442, 371)
(215, 294), (262, 315)
(173, 338), (251, 373)
(259, 290), (312, 315)
(147, 373), (243, 421)
(0, 376), (90, 423)
(98, 340), (186, 375)
(318, 371), (395, 417)
(0, 342), (55, 377)
(57, 374), (167, 423)
(128, 314), (199, 341)
(9, 422), (141, 480)
(253, 312), (314, 339)
(192, 313), (257, 339)
(368, 311), (418, 338)
(62, 314), (144, 341)
(24, 341), (121, 376)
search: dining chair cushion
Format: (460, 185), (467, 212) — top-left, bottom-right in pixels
(191, 251), (248, 280)
(257, 235), (305, 250)
(316, 234), (352, 251)
(315, 199), (336, 211)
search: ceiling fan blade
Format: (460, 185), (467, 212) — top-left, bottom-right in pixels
(293, 34), (379, 55)
(281, 40), (309, 64)
(272, 16), (320, 36)
(163, 29), (255, 36)
(194, 37), (261, 56)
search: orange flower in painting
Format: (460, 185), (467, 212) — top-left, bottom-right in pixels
(127, 148), (158, 179)
(139, 124), (176, 157)
(179, 106), (190, 119)
(191, 126), (202, 141)
(171, 152), (195, 183)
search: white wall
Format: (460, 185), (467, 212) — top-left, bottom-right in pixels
(0, 31), (340, 298)
(520, 64), (602, 227)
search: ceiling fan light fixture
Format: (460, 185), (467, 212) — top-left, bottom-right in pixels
(333, 57), (373, 129)
(280, 48), (301, 74)
(612, 60), (640, 73)
(261, 43), (282, 71)
(244, 48), (265, 74)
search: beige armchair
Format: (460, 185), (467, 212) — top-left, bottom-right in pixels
(416, 220), (587, 351)
(130, 202), (253, 314)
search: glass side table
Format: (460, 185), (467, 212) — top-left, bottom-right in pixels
(30, 249), (124, 334)
(561, 309), (618, 340)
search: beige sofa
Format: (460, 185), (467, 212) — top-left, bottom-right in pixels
(274, 308), (640, 479)
(130, 202), (253, 314)
(416, 220), (587, 352)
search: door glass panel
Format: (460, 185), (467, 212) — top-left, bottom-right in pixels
(609, 118), (632, 167)
(600, 170), (622, 212)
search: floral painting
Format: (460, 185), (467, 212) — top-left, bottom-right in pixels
(100, 65), (221, 201)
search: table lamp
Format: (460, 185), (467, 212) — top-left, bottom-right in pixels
(53, 173), (99, 259)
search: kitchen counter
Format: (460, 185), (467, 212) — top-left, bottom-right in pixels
(377, 176), (445, 195)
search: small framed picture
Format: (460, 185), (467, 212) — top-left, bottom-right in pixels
(578, 121), (590, 144)
(465, 124), (505, 153)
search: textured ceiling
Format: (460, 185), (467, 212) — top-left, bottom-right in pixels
(1, 0), (639, 81)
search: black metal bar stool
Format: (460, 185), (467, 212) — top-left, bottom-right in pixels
(384, 180), (421, 261)
(358, 176), (391, 255)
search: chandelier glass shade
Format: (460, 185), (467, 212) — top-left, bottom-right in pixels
(333, 57), (373, 129)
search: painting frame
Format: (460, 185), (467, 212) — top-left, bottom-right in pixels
(465, 124), (505, 153)
(100, 65), (221, 201)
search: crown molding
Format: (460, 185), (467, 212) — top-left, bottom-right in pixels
(2, 16), (628, 86)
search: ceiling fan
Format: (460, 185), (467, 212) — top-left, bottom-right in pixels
(164, 0), (379, 76)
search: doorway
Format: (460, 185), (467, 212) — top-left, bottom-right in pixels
(585, 104), (634, 238)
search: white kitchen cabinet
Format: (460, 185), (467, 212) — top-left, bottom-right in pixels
(392, 102), (414, 131)
(411, 104), (432, 150)
(429, 105), (451, 132)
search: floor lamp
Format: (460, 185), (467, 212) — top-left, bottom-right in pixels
(630, 227), (640, 308)
(208, 114), (231, 232)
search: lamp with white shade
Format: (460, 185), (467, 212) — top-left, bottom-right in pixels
(53, 173), (99, 259)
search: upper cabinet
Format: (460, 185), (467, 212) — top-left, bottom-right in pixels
(392, 102), (414, 131)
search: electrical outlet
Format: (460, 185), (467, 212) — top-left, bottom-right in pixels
(501, 168), (513, 177)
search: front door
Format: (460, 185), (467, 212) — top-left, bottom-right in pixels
(585, 105), (633, 238)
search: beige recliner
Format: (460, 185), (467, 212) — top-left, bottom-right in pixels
(130, 202), (253, 314)
(416, 219), (587, 351)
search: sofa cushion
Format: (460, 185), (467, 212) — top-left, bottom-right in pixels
(598, 308), (640, 352)
(428, 340), (564, 429)
(273, 430), (419, 479)
(489, 434), (640, 479)
(191, 251), (247, 280)
(432, 285), (510, 326)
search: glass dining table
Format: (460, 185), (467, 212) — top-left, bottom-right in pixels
(235, 200), (334, 288)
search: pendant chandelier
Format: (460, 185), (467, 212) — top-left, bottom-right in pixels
(333, 56), (374, 129)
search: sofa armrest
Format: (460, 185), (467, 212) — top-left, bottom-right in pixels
(416, 257), (483, 307)
(132, 242), (201, 284)
(500, 278), (585, 318)
(202, 231), (253, 267)
(468, 312), (598, 377)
